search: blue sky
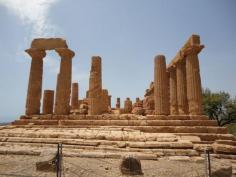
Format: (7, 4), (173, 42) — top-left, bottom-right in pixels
(0, 0), (236, 122)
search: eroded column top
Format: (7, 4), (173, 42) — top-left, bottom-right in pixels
(182, 45), (204, 56)
(55, 48), (75, 58)
(25, 48), (46, 58)
(154, 55), (166, 63)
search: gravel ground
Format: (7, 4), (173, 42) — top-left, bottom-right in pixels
(0, 154), (207, 177)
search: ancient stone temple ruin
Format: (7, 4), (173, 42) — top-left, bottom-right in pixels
(1, 35), (235, 160)
(20, 35), (205, 118)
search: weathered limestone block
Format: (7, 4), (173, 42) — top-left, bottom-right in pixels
(154, 55), (169, 115)
(71, 82), (79, 110)
(25, 48), (46, 115)
(144, 82), (154, 97)
(211, 160), (232, 177)
(36, 151), (57, 172)
(169, 66), (178, 114)
(143, 95), (154, 115)
(124, 98), (132, 113)
(42, 90), (54, 114)
(54, 48), (75, 115)
(184, 45), (204, 115)
(176, 60), (188, 114)
(31, 38), (68, 50)
(132, 98), (144, 115)
(213, 143), (236, 155)
(132, 107), (145, 115)
(78, 101), (88, 115)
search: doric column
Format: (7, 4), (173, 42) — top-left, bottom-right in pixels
(176, 60), (188, 114)
(108, 95), (112, 107)
(42, 90), (54, 114)
(185, 45), (204, 115)
(166, 71), (170, 115)
(88, 56), (103, 115)
(169, 66), (178, 114)
(71, 82), (79, 110)
(154, 55), (169, 115)
(116, 98), (121, 109)
(25, 48), (46, 115)
(101, 89), (109, 113)
(54, 48), (75, 115)
(124, 97), (132, 113)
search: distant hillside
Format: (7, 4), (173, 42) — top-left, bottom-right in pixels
(0, 122), (10, 126)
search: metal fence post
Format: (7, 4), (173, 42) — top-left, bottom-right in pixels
(56, 143), (62, 177)
(204, 149), (212, 177)
(207, 150), (211, 177)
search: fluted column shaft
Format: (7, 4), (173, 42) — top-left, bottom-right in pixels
(42, 90), (54, 114)
(108, 95), (112, 107)
(166, 71), (170, 115)
(25, 49), (46, 115)
(154, 55), (169, 115)
(54, 48), (74, 115)
(101, 89), (109, 113)
(176, 60), (188, 114)
(169, 67), (178, 114)
(88, 56), (103, 115)
(185, 46), (203, 115)
(71, 83), (79, 110)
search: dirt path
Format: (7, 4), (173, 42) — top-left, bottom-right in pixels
(0, 155), (208, 177)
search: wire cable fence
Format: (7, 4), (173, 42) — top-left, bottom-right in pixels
(0, 143), (234, 177)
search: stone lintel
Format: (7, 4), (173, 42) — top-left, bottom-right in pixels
(167, 34), (203, 69)
(31, 38), (68, 50)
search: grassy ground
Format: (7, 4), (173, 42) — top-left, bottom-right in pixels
(226, 123), (236, 136)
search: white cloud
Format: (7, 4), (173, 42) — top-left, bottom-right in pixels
(0, 0), (59, 37)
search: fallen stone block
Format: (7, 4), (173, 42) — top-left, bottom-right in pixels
(36, 150), (57, 172)
(168, 156), (190, 161)
(211, 159), (232, 177)
(120, 155), (143, 175)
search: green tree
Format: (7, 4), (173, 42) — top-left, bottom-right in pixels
(202, 88), (236, 126)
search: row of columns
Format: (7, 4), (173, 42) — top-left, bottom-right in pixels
(25, 48), (74, 115)
(154, 45), (203, 115)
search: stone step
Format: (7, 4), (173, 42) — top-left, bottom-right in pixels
(20, 114), (210, 121)
(215, 140), (236, 146)
(10, 123), (226, 133)
(175, 133), (235, 141)
(212, 143), (236, 155)
(12, 119), (218, 126)
(120, 126), (227, 134)
(59, 119), (218, 126)
(0, 137), (194, 150)
(0, 142), (200, 158)
(12, 120), (58, 125)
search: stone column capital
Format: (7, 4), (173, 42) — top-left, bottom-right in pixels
(25, 48), (46, 58)
(183, 45), (204, 56)
(55, 48), (75, 58)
